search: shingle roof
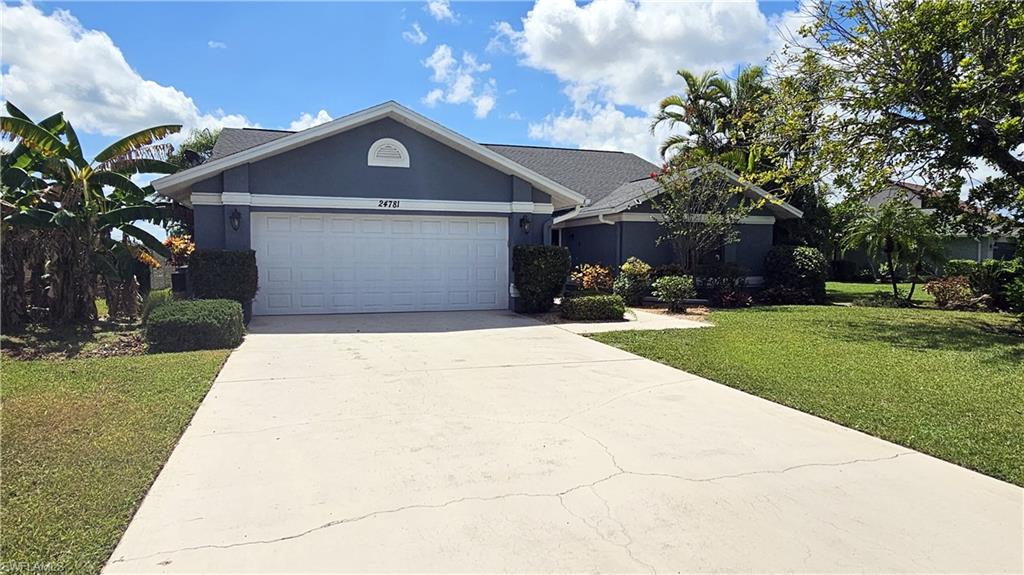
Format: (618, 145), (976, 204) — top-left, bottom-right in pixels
(482, 144), (659, 204)
(577, 178), (662, 217)
(210, 128), (291, 160)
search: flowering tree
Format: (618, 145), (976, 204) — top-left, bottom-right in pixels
(650, 157), (753, 275)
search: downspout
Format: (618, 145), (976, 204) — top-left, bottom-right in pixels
(597, 213), (615, 225)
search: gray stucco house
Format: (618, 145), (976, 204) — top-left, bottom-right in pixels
(152, 101), (801, 315)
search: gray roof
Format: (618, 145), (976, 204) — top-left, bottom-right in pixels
(210, 128), (291, 160)
(578, 178), (663, 217)
(482, 144), (659, 204)
(207, 129), (659, 204)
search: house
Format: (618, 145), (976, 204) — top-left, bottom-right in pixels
(152, 101), (801, 315)
(851, 181), (1018, 270)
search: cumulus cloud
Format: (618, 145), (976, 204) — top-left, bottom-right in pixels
(207, 40), (227, 49)
(402, 22), (428, 44)
(425, 0), (457, 22)
(0, 4), (254, 140)
(494, 0), (801, 161)
(421, 44), (498, 118)
(287, 109), (333, 131)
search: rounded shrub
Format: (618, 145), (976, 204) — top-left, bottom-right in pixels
(652, 275), (696, 313)
(613, 257), (652, 305)
(923, 276), (974, 309)
(189, 249), (258, 304)
(764, 245), (828, 304)
(141, 288), (173, 325)
(561, 294), (626, 321)
(512, 245), (571, 313)
(145, 299), (244, 353)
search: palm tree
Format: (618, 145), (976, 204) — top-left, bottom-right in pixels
(842, 198), (945, 303)
(652, 65), (767, 169)
(1, 102), (180, 324)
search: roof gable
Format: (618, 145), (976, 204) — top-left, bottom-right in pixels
(153, 101), (586, 209)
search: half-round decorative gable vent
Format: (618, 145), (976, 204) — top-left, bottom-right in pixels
(367, 138), (410, 168)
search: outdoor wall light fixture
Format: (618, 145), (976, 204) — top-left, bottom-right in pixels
(229, 208), (242, 231)
(519, 214), (532, 234)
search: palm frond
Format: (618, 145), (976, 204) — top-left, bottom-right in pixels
(99, 205), (169, 229)
(114, 158), (179, 176)
(4, 102), (32, 122)
(0, 116), (68, 158)
(88, 171), (147, 200)
(93, 125), (181, 164)
(120, 223), (171, 258)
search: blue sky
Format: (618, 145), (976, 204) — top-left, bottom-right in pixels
(3, 0), (802, 165)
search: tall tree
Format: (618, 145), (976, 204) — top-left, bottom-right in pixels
(652, 66), (768, 170)
(1, 103), (178, 324)
(761, 0), (1024, 232)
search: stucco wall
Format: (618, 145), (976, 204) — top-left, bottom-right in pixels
(562, 223), (619, 267)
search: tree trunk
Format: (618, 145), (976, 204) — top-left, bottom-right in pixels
(1, 225), (29, 331)
(886, 250), (899, 299)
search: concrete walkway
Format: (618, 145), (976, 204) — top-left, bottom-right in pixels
(553, 308), (708, 334)
(106, 311), (1022, 573)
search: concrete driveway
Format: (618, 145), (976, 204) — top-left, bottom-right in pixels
(107, 311), (1022, 573)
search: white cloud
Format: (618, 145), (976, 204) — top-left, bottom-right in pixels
(421, 44), (498, 118)
(402, 22), (428, 45)
(207, 40), (227, 49)
(425, 0), (457, 23)
(529, 101), (674, 163)
(0, 4), (255, 141)
(287, 109), (333, 131)
(495, 0), (801, 160)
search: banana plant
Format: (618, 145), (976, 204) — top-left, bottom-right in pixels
(1, 102), (181, 323)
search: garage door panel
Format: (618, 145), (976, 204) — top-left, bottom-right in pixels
(252, 212), (509, 315)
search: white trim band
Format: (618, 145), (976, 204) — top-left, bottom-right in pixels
(192, 193), (554, 214)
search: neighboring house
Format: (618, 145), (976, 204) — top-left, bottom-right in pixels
(152, 101), (801, 316)
(852, 181), (1018, 269)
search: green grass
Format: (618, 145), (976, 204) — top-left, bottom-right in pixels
(827, 281), (935, 304)
(591, 306), (1024, 486)
(2, 351), (230, 574)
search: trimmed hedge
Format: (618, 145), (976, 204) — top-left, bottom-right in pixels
(513, 245), (571, 313)
(764, 245), (828, 303)
(190, 249), (258, 303)
(561, 294), (626, 321)
(944, 259), (978, 277)
(145, 299), (244, 353)
(141, 289), (173, 325)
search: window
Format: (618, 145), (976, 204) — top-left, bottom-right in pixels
(367, 138), (409, 168)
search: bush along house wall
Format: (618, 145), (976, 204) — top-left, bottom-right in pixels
(188, 249), (259, 323)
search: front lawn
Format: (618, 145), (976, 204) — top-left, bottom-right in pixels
(591, 306), (1023, 486)
(827, 281), (935, 304)
(1, 351), (230, 574)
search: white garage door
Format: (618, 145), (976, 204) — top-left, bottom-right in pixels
(251, 212), (509, 315)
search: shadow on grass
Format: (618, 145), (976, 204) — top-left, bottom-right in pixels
(829, 311), (1024, 363)
(1, 320), (140, 360)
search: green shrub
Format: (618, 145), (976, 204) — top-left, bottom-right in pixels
(651, 263), (687, 281)
(189, 250), (258, 303)
(512, 245), (571, 313)
(1006, 277), (1024, 314)
(652, 275), (696, 313)
(613, 257), (651, 305)
(561, 294), (626, 321)
(923, 276), (975, 309)
(141, 289), (173, 325)
(764, 245), (828, 303)
(970, 258), (1022, 310)
(145, 299), (244, 353)
(944, 259), (978, 277)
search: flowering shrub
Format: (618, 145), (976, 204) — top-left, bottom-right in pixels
(923, 276), (974, 309)
(652, 275), (696, 313)
(613, 257), (652, 305)
(164, 235), (195, 267)
(571, 263), (614, 293)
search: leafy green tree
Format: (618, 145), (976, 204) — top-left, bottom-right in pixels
(761, 0), (1024, 231)
(843, 198), (946, 303)
(1, 103), (179, 324)
(651, 158), (753, 275)
(167, 128), (220, 168)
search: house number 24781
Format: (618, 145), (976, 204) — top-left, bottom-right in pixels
(377, 200), (401, 208)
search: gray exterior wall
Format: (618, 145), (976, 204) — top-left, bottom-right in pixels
(188, 118), (554, 311)
(562, 219), (773, 276)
